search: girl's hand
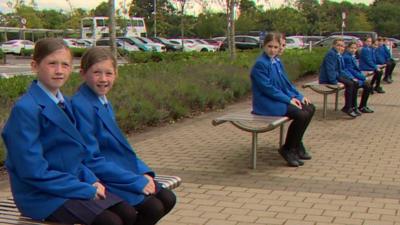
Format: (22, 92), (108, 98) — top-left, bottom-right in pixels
(302, 97), (311, 105)
(142, 174), (156, 195)
(290, 98), (302, 109)
(93, 182), (106, 200)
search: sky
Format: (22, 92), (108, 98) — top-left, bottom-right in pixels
(0, 0), (375, 14)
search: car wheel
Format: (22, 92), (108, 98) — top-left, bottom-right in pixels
(201, 48), (208, 52)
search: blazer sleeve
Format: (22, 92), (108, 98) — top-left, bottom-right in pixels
(251, 61), (291, 104)
(2, 105), (97, 199)
(73, 104), (149, 194)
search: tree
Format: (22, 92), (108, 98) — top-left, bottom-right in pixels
(39, 9), (68, 29)
(92, 2), (109, 16)
(109, 0), (117, 57)
(193, 12), (226, 38)
(368, 1), (400, 36)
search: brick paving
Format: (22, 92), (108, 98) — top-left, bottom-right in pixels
(1, 59), (400, 225)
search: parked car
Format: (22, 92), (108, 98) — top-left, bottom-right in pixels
(169, 39), (216, 52)
(135, 37), (166, 52)
(1, 39), (34, 55)
(387, 38), (400, 48)
(330, 31), (378, 41)
(205, 39), (223, 50)
(63, 38), (86, 48)
(212, 36), (227, 42)
(285, 36), (305, 49)
(150, 37), (182, 51)
(220, 35), (260, 50)
(117, 37), (155, 52)
(289, 35), (325, 47)
(96, 39), (140, 52)
(313, 35), (362, 48)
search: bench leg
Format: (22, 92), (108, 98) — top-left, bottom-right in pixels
(279, 124), (286, 149)
(335, 89), (339, 111)
(323, 93), (328, 119)
(251, 132), (257, 169)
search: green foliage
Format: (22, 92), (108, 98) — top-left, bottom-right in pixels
(0, 49), (4, 60)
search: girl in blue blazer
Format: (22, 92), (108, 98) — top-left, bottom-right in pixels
(343, 42), (374, 113)
(71, 47), (176, 225)
(359, 37), (385, 93)
(251, 32), (315, 167)
(379, 37), (397, 83)
(1, 38), (139, 225)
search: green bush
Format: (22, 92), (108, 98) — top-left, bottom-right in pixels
(0, 48), (326, 163)
(21, 48), (33, 56)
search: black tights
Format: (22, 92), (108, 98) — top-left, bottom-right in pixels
(284, 103), (315, 149)
(47, 201), (137, 225)
(135, 188), (176, 225)
(92, 202), (137, 225)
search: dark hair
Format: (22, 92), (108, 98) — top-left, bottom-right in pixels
(33, 38), (71, 64)
(347, 41), (357, 48)
(332, 38), (344, 46)
(263, 32), (282, 47)
(80, 47), (117, 74)
(364, 36), (372, 42)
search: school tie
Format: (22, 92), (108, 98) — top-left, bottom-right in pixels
(58, 101), (74, 123)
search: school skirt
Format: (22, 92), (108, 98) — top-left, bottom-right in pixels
(46, 192), (123, 225)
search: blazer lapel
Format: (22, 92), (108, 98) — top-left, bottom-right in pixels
(29, 81), (84, 143)
(80, 84), (132, 150)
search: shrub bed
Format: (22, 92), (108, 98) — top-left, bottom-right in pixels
(0, 48), (326, 163)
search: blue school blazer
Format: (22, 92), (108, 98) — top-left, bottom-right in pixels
(1, 81), (98, 220)
(343, 51), (366, 85)
(319, 48), (349, 84)
(375, 46), (387, 65)
(359, 46), (378, 71)
(71, 83), (153, 206)
(251, 53), (303, 116)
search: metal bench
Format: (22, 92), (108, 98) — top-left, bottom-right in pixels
(302, 72), (374, 119)
(212, 111), (291, 169)
(302, 81), (344, 119)
(0, 175), (181, 225)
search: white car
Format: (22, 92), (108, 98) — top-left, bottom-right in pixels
(170, 39), (216, 52)
(285, 36), (305, 49)
(1, 40), (34, 55)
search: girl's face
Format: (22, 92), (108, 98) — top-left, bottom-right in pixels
(31, 48), (72, 95)
(264, 40), (280, 58)
(81, 59), (117, 96)
(348, 44), (357, 54)
(364, 38), (372, 46)
(278, 38), (286, 55)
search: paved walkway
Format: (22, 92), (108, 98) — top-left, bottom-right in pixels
(1, 65), (400, 225)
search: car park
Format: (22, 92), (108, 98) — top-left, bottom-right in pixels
(1, 40), (34, 55)
(169, 39), (216, 52)
(205, 39), (223, 50)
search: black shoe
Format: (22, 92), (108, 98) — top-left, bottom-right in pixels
(341, 108), (358, 118)
(359, 106), (374, 113)
(297, 143), (312, 160)
(353, 108), (362, 116)
(374, 87), (385, 94)
(279, 147), (299, 167)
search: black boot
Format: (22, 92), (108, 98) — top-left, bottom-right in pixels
(279, 146), (301, 167)
(297, 143), (312, 160)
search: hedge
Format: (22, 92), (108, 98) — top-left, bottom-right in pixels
(0, 48), (326, 164)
